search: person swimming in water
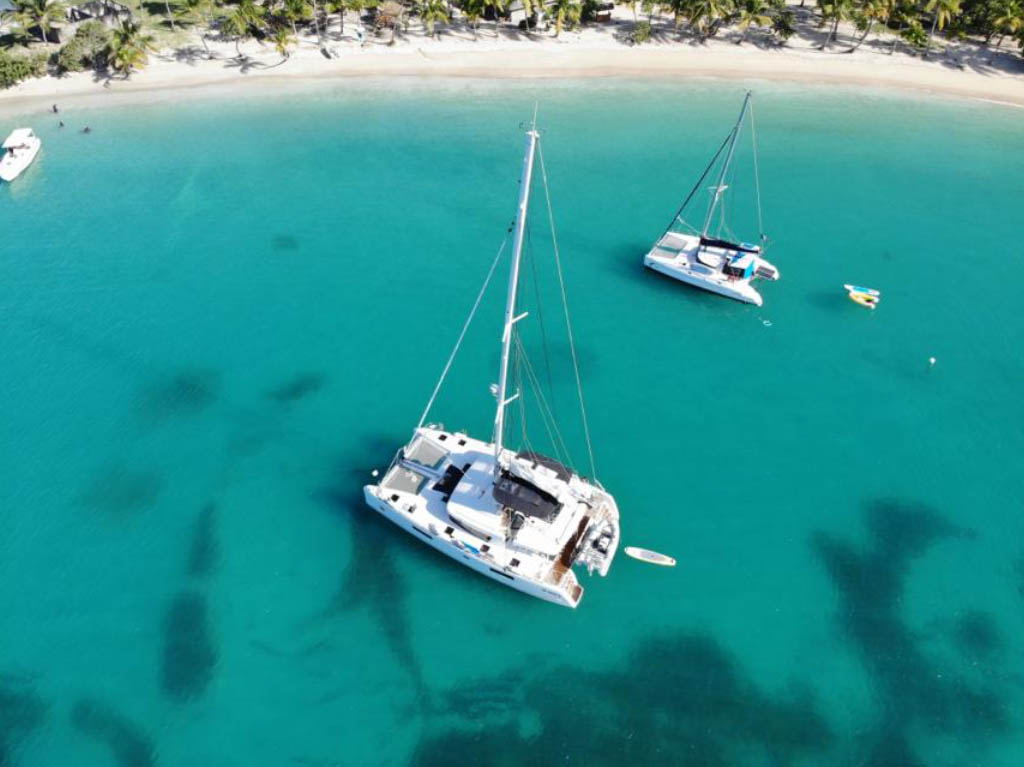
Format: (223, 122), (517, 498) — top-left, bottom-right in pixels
(81, 126), (92, 134)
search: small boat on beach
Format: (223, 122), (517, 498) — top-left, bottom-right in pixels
(363, 120), (620, 609)
(643, 92), (779, 306)
(1, 128), (41, 182)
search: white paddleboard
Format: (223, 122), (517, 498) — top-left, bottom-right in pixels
(624, 546), (676, 567)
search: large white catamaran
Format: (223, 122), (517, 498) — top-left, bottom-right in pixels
(363, 123), (620, 608)
(644, 92), (780, 306)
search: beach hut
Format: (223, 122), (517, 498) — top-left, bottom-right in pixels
(374, 0), (407, 32)
(67, 0), (132, 26)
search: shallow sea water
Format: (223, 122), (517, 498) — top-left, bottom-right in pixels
(1, 80), (1023, 766)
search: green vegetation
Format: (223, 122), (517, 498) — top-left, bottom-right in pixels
(0, 0), (1023, 89)
(7, 0), (68, 43)
(0, 48), (48, 86)
(56, 19), (110, 72)
(107, 19), (156, 74)
(631, 17), (653, 38)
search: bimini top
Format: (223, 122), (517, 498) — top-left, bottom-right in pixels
(494, 471), (562, 522)
(3, 129), (36, 148)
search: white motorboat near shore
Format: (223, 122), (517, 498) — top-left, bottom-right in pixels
(644, 93), (779, 306)
(364, 122), (620, 608)
(1, 128), (41, 182)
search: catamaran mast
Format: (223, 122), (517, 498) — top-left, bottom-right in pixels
(494, 126), (539, 465)
(700, 91), (752, 240)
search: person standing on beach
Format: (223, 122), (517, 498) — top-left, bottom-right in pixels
(52, 104), (59, 113)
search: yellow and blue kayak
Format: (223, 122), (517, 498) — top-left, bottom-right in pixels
(845, 284), (880, 309)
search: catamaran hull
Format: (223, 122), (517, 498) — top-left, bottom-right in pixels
(644, 254), (764, 306)
(363, 487), (579, 608)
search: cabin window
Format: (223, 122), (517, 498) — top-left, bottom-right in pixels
(481, 544), (490, 553)
(390, 494), (399, 502)
(458, 439), (467, 446)
(444, 526), (454, 536)
(510, 558), (520, 568)
(438, 434), (448, 441)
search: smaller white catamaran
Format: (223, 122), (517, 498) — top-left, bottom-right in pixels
(1, 128), (41, 182)
(364, 120), (620, 608)
(644, 93), (779, 306)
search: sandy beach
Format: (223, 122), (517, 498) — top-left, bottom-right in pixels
(1, 9), (1023, 113)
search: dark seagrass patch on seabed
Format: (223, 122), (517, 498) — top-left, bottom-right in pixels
(812, 498), (1009, 766)
(0, 679), (48, 767)
(952, 610), (1003, 661)
(414, 631), (833, 767)
(266, 373), (325, 404)
(161, 591), (218, 702)
(77, 466), (163, 516)
(272, 234), (299, 252)
(186, 503), (219, 578)
(70, 697), (156, 767)
(136, 369), (220, 422)
(315, 487), (427, 705)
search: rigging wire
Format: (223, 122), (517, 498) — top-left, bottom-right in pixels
(536, 139), (597, 481)
(524, 221), (558, 424)
(416, 233), (510, 430)
(515, 334), (572, 468)
(661, 131), (733, 239)
(750, 100), (766, 245)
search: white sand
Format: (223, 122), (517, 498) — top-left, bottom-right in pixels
(2, 9), (1023, 113)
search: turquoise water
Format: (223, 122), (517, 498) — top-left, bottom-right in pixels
(1, 81), (1023, 766)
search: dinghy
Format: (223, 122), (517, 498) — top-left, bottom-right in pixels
(1, 128), (41, 182)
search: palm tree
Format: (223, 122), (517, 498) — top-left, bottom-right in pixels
(816, 0), (853, 48)
(107, 19), (156, 75)
(420, 0), (450, 37)
(461, 0), (487, 37)
(328, 0), (364, 34)
(847, 0), (891, 51)
(549, 0), (581, 35)
(664, 0), (689, 31)
(221, 0), (265, 57)
(163, 0), (178, 31)
(736, 0), (772, 42)
(489, 0), (508, 36)
(991, 0), (1022, 47)
(281, 0), (313, 37)
(689, 0), (732, 39)
(924, 0), (961, 54)
(269, 25), (296, 58)
(9, 0), (67, 44)
(176, 0), (216, 56)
